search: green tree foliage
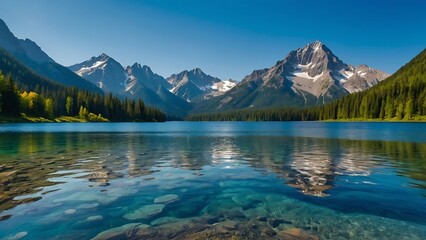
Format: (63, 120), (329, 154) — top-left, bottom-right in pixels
(0, 57), (166, 122)
(44, 98), (54, 119)
(66, 96), (74, 115)
(0, 72), (20, 116)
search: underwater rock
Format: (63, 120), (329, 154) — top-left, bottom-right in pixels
(106, 188), (137, 198)
(133, 221), (206, 239)
(232, 194), (255, 209)
(215, 220), (239, 231)
(278, 228), (319, 240)
(65, 209), (76, 214)
(196, 215), (221, 225)
(244, 206), (268, 219)
(223, 207), (245, 220)
(204, 199), (239, 216)
(91, 223), (149, 240)
(0, 214), (12, 221)
(268, 218), (286, 228)
(87, 215), (103, 221)
(77, 203), (99, 209)
(123, 204), (165, 220)
(6, 231), (27, 240)
(151, 216), (180, 226)
(154, 194), (179, 204)
(52, 192), (118, 205)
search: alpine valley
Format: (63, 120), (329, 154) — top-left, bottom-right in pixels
(0, 17), (422, 121)
(68, 41), (389, 117)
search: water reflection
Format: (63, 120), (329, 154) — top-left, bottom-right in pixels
(1, 133), (425, 213)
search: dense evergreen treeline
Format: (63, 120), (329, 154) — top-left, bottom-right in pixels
(187, 107), (318, 121)
(0, 72), (166, 122)
(0, 48), (166, 122)
(188, 48), (426, 121)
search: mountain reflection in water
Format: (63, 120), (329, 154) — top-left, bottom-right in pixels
(0, 133), (425, 212)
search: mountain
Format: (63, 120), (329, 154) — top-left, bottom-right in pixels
(319, 47), (426, 120)
(70, 55), (190, 117)
(189, 48), (426, 121)
(126, 63), (172, 92)
(167, 68), (237, 102)
(0, 47), (67, 93)
(196, 41), (389, 112)
(69, 53), (126, 93)
(0, 18), (100, 93)
(125, 63), (191, 117)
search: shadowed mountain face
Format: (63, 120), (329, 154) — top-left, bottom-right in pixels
(69, 53), (126, 93)
(0, 19), (100, 93)
(167, 68), (237, 102)
(69, 55), (238, 116)
(70, 56), (191, 117)
(196, 41), (389, 112)
(124, 63), (191, 117)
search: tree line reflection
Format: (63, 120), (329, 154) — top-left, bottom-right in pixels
(0, 133), (425, 212)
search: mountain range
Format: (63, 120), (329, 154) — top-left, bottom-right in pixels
(195, 41), (389, 112)
(0, 18), (390, 117)
(167, 68), (237, 102)
(68, 54), (190, 117)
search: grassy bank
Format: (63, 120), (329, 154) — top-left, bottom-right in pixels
(0, 114), (109, 123)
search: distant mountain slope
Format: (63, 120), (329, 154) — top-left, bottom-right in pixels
(69, 53), (126, 93)
(125, 63), (191, 117)
(70, 54), (191, 117)
(0, 18), (100, 93)
(189, 48), (426, 121)
(0, 47), (66, 92)
(320, 47), (426, 120)
(167, 68), (237, 102)
(195, 41), (388, 113)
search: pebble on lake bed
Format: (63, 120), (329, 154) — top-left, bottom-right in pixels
(279, 228), (319, 240)
(154, 194), (179, 204)
(92, 223), (149, 240)
(7, 231), (27, 240)
(87, 215), (103, 221)
(123, 204), (165, 220)
(65, 209), (76, 214)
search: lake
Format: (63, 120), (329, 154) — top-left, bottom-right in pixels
(0, 122), (425, 239)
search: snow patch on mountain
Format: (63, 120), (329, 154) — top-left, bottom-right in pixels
(76, 60), (108, 76)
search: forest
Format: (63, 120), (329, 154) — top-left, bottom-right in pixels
(0, 71), (165, 122)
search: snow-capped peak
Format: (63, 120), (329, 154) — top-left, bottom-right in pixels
(76, 59), (108, 76)
(311, 40), (323, 51)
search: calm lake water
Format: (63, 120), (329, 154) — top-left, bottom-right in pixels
(0, 122), (425, 239)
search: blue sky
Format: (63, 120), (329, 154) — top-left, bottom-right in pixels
(1, 0), (425, 80)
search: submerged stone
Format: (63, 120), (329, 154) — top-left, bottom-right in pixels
(123, 204), (165, 220)
(224, 207), (245, 220)
(87, 215), (103, 221)
(65, 209), (76, 214)
(217, 220), (238, 231)
(268, 218), (286, 228)
(154, 194), (179, 204)
(91, 223), (149, 240)
(7, 231), (27, 240)
(0, 214), (12, 221)
(151, 216), (180, 226)
(77, 203), (99, 209)
(279, 228), (319, 240)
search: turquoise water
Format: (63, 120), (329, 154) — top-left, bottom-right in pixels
(0, 122), (425, 239)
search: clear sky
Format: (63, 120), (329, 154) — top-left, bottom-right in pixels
(1, 0), (425, 80)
